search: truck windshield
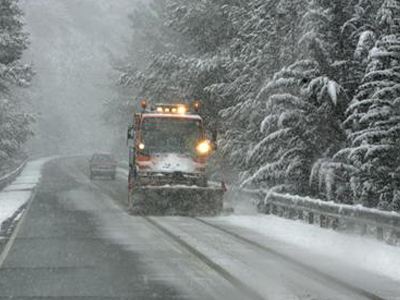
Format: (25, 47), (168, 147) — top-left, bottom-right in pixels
(142, 117), (203, 154)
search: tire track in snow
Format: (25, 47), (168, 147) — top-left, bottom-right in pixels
(194, 218), (385, 300)
(143, 216), (267, 300)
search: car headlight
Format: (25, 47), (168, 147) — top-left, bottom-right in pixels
(196, 140), (211, 155)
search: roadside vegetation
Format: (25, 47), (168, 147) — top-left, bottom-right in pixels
(110, 0), (400, 211)
(0, 0), (34, 173)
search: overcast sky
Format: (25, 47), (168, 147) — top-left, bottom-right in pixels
(20, 0), (140, 156)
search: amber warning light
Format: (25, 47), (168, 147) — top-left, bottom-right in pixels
(140, 99), (148, 110)
(193, 100), (201, 112)
(154, 104), (189, 114)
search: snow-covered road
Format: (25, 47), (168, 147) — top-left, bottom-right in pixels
(214, 215), (400, 284)
(0, 157), (399, 299)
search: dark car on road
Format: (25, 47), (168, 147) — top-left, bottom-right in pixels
(89, 153), (117, 180)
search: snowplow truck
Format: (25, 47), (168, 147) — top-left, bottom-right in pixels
(127, 101), (224, 216)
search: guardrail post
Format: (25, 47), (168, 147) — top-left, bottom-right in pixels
(377, 227), (384, 240)
(288, 208), (296, 220)
(393, 230), (400, 245)
(320, 215), (326, 228)
(308, 212), (314, 224)
(298, 209), (304, 220)
(331, 217), (339, 230)
(387, 230), (400, 245)
(326, 216), (332, 229)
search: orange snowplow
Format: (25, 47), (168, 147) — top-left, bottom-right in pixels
(127, 101), (224, 215)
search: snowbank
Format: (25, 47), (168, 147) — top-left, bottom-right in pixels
(0, 191), (31, 228)
(217, 215), (400, 283)
(0, 157), (26, 179)
(0, 158), (53, 233)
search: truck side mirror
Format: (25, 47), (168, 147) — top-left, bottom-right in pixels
(127, 126), (135, 146)
(127, 126), (135, 140)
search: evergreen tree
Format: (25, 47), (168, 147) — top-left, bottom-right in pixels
(106, 1), (181, 136)
(231, 0), (348, 193)
(241, 60), (345, 195)
(218, 0), (307, 173)
(0, 0), (33, 165)
(331, 0), (400, 210)
(0, 0), (27, 64)
(0, 99), (33, 161)
(117, 0), (234, 135)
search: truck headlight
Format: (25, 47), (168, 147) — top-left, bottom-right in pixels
(196, 140), (211, 155)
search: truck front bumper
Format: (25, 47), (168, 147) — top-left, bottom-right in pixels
(135, 171), (207, 187)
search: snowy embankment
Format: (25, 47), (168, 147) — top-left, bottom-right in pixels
(0, 158), (52, 236)
(216, 215), (400, 283)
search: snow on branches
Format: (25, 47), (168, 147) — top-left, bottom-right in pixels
(0, 0), (33, 163)
(343, 33), (400, 210)
(114, 0), (400, 211)
(0, 98), (33, 161)
(241, 61), (345, 196)
(323, 0), (400, 211)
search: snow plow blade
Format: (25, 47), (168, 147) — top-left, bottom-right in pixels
(129, 185), (224, 216)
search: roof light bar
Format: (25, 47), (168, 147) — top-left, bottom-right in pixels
(153, 104), (190, 114)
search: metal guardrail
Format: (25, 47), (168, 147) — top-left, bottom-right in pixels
(239, 189), (400, 244)
(0, 160), (27, 191)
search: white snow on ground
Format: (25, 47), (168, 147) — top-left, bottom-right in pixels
(0, 191), (31, 227)
(217, 215), (400, 283)
(0, 158), (53, 230)
(116, 167), (129, 177)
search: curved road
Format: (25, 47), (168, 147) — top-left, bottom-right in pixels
(0, 157), (398, 299)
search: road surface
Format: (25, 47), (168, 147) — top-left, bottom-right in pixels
(0, 157), (398, 299)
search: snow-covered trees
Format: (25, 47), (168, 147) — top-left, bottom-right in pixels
(313, 0), (400, 210)
(114, 0), (234, 136)
(0, 0), (27, 64)
(241, 61), (345, 196)
(336, 0), (400, 210)
(222, 0), (348, 195)
(0, 0), (32, 91)
(0, 0), (33, 164)
(0, 99), (32, 161)
(115, 0), (400, 211)
(211, 0), (308, 173)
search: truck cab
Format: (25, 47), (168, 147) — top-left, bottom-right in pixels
(128, 102), (213, 187)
